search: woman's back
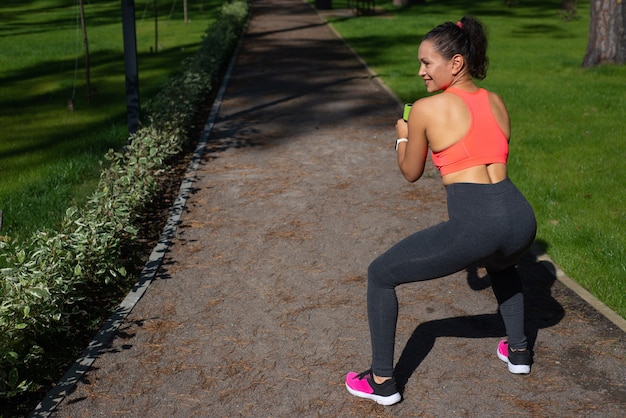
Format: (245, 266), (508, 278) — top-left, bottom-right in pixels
(415, 85), (511, 185)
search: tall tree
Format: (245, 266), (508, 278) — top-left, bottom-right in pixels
(122, 0), (140, 134)
(583, 0), (626, 66)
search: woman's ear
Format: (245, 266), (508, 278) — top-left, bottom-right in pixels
(451, 54), (465, 75)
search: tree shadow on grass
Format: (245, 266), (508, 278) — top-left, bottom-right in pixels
(394, 244), (566, 392)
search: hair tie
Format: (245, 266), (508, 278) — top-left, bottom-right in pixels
(456, 21), (464, 29)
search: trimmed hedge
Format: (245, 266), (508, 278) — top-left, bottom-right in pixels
(0, 0), (249, 397)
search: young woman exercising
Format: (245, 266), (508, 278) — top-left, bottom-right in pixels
(345, 16), (537, 406)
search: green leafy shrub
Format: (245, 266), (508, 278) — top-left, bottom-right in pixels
(0, 0), (249, 398)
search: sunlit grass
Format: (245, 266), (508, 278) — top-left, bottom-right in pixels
(325, 0), (626, 318)
(0, 0), (223, 237)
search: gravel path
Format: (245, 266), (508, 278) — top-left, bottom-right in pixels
(48, 0), (625, 416)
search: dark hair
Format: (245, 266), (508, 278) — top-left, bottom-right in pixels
(422, 16), (489, 80)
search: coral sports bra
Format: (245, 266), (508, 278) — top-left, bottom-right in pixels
(431, 87), (509, 176)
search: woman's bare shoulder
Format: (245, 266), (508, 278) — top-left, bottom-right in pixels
(412, 93), (452, 113)
(487, 90), (508, 109)
(486, 90), (511, 136)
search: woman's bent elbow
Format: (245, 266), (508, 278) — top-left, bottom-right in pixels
(402, 170), (423, 183)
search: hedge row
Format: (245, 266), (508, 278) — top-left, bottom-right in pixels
(0, 0), (249, 398)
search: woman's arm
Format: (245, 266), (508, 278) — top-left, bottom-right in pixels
(395, 100), (429, 182)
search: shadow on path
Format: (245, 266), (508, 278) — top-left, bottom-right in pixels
(394, 251), (566, 392)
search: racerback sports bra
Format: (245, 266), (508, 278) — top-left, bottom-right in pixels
(431, 87), (509, 176)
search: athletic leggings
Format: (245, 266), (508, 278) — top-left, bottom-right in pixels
(367, 178), (537, 377)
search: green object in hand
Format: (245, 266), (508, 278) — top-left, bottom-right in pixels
(403, 103), (412, 121)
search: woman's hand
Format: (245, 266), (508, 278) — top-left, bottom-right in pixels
(394, 106), (428, 183)
(395, 118), (409, 139)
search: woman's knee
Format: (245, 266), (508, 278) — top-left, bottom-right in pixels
(367, 256), (397, 290)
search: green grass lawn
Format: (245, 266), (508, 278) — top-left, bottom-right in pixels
(2, 1), (624, 320)
(0, 0), (222, 237)
(324, 0), (626, 318)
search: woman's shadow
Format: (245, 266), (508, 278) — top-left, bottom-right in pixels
(393, 242), (565, 392)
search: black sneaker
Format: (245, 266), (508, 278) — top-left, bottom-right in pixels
(345, 369), (401, 405)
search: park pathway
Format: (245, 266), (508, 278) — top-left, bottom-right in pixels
(44, 0), (625, 416)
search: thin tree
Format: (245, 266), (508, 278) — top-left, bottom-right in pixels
(583, 0), (626, 66)
(169, 0), (189, 24)
(154, 0), (158, 53)
(78, 0), (92, 103)
(560, 0), (577, 20)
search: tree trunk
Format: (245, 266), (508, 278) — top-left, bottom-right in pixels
(122, 0), (140, 134)
(78, 0), (92, 104)
(582, 0), (626, 67)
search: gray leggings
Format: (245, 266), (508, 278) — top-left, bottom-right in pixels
(367, 178), (536, 377)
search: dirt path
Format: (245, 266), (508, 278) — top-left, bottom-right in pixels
(48, 0), (625, 416)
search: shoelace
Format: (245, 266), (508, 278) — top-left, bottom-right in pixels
(356, 369), (372, 380)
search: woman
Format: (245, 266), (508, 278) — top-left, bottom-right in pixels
(345, 16), (537, 406)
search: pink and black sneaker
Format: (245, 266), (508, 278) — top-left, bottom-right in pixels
(345, 369), (401, 405)
(497, 340), (531, 374)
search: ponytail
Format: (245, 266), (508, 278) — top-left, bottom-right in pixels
(423, 16), (489, 80)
